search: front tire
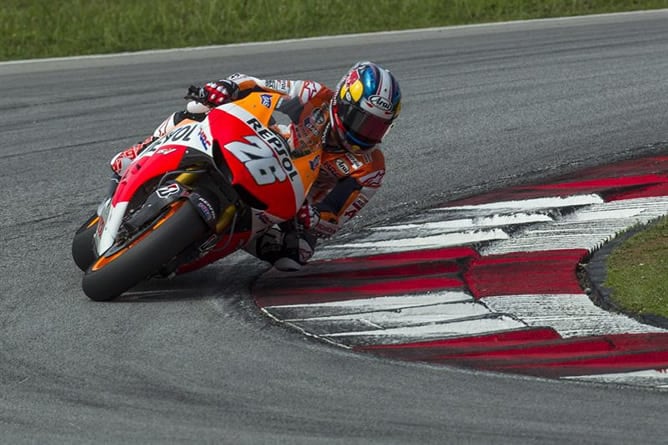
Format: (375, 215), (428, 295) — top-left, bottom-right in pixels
(82, 201), (208, 301)
(72, 214), (99, 271)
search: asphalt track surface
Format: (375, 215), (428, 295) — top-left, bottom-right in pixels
(2, 11), (668, 444)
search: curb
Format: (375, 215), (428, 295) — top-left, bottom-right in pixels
(253, 149), (668, 388)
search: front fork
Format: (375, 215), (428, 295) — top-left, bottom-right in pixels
(173, 171), (236, 233)
(98, 170), (238, 258)
(106, 170), (236, 234)
(97, 174), (121, 217)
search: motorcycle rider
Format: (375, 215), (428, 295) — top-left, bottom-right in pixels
(110, 61), (402, 271)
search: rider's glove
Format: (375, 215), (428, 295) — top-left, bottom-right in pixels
(110, 136), (157, 176)
(185, 80), (239, 107)
(296, 204), (321, 230)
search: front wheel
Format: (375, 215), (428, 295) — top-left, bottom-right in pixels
(82, 200), (208, 301)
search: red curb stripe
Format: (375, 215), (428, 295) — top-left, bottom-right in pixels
(529, 174), (667, 192)
(446, 156), (668, 206)
(253, 276), (465, 307)
(274, 260), (462, 282)
(426, 337), (614, 362)
(571, 155), (668, 180)
(526, 174), (668, 201)
(487, 350), (668, 378)
(604, 182), (668, 201)
(464, 249), (588, 298)
(606, 332), (668, 349)
(425, 333), (668, 378)
(353, 328), (562, 360)
(445, 189), (591, 207)
(356, 332), (668, 377)
(253, 247), (478, 307)
(356, 327), (561, 350)
(256, 247), (477, 281)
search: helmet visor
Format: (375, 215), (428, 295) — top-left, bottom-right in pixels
(335, 102), (393, 147)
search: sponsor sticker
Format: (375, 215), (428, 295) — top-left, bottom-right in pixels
(156, 183), (181, 198)
(196, 197), (216, 223)
(309, 155), (320, 171)
(260, 94), (272, 108)
(335, 158), (350, 175)
(300, 81), (318, 103)
(264, 79), (290, 93)
(156, 147), (177, 156)
(344, 153), (363, 169)
(198, 128), (212, 151)
(359, 170), (385, 188)
(368, 94), (393, 111)
(312, 107), (325, 124)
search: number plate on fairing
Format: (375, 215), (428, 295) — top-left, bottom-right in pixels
(142, 122), (214, 158)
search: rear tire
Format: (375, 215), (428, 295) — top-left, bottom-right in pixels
(82, 201), (208, 301)
(72, 214), (99, 271)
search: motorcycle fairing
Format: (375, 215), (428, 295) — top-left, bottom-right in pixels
(209, 102), (306, 221)
(95, 126), (205, 255)
(91, 91), (324, 267)
(111, 121), (208, 207)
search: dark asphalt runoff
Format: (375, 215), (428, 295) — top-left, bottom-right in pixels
(1, 10), (668, 444)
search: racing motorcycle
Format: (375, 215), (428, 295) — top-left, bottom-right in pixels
(72, 92), (322, 301)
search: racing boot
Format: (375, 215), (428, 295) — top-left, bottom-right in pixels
(273, 230), (316, 271)
(248, 227), (316, 271)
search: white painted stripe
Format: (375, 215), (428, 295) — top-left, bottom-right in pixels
(371, 213), (552, 233)
(565, 369), (668, 388)
(316, 228), (507, 259)
(264, 291), (473, 319)
(568, 207), (645, 221)
(481, 224), (626, 254)
(268, 292), (503, 339)
(483, 196), (668, 254)
(315, 194), (620, 260)
(567, 197), (668, 223)
(322, 316), (527, 346)
(316, 196), (668, 259)
(480, 294), (667, 338)
(433, 194), (604, 212)
(285, 302), (494, 327)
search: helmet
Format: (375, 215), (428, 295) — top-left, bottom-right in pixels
(330, 61), (401, 153)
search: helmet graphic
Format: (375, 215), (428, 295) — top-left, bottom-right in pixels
(330, 61), (401, 153)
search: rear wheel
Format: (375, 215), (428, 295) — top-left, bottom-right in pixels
(82, 200), (208, 301)
(72, 214), (99, 271)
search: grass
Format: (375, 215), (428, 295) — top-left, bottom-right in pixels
(605, 219), (668, 318)
(1, 0), (668, 61)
